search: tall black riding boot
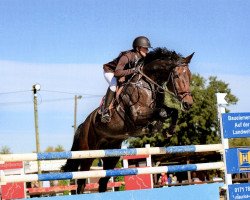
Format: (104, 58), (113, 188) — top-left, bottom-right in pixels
(101, 88), (115, 123)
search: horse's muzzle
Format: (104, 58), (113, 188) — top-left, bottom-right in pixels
(182, 101), (192, 110)
(181, 94), (193, 111)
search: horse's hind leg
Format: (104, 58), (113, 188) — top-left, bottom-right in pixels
(98, 157), (120, 192)
(77, 158), (94, 194)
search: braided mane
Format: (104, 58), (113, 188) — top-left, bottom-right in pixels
(144, 47), (183, 65)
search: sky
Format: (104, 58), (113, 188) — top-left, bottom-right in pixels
(0, 0), (250, 153)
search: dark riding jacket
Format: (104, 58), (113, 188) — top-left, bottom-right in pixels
(103, 50), (142, 77)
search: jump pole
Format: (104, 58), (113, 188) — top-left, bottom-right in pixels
(0, 144), (223, 163)
(0, 161), (224, 184)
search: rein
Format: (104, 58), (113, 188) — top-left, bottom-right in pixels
(137, 69), (177, 98)
(136, 65), (191, 111)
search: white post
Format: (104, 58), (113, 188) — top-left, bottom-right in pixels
(110, 177), (115, 192)
(145, 144), (153, 188)
(216, 93), (232, 200)
(22, 161), (27, 199)
(122, 146), (128, 168)
(145, 144), (152, 167)
(0, 170), (6, 185)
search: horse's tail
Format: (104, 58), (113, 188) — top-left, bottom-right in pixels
(61, 124), (83, 172)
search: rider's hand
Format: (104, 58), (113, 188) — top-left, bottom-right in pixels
(132, 67), (140, 73)
(118, 77), (125, 83)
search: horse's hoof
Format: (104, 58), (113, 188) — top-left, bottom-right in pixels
(152, 128), (158, 133)
(142, 127), (149, 133)
(165, 133), (173, 138)
(159, 109), (168, 118)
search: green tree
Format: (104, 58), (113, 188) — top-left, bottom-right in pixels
(44, 146), (54, 152)
(230, 138), (250, 148)
(173, 75), (238, 146)
(128, 74), (238, 147)
(0, 146), (12, 154)
(55, 145), (65, 152)
(44, 145), (65, 152)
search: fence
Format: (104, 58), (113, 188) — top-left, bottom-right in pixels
(1, 93), (242, 200)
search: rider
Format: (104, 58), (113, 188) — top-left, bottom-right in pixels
(101, 36), (152, 123)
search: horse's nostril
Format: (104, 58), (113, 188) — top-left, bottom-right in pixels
(183, 102), (191, 110)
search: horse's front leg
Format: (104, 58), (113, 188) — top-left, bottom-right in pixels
(154, 93), (178, 136)
(77, 179), (86, 194)
(161, 107), (178, 138)
(77, 158), (94, 194)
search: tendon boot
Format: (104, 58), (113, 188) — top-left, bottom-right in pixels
(101, 88), (115, 123)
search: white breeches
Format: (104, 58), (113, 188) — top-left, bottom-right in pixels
(103, 72), (117, 92)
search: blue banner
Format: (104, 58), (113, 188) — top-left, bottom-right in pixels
(23, 183), (223, 200)
(226, 148), (250, 174)
(229, 183), (250, 200)
(222, 112), (250, 138)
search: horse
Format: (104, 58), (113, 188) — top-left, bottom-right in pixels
(62, 47), (194, 193)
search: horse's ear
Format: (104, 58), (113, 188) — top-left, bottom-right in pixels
(184, 52), (195, 64)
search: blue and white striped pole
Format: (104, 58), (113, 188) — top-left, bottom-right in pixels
(0, 144), (223, 162)
(0, 161), (224, 184)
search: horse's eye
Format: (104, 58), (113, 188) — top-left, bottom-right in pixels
(173, 74), (179, 78)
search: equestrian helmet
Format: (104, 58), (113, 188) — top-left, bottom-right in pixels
(132, 36), (152, 49)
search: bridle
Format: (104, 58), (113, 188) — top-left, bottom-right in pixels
(169, 64), (192, 102)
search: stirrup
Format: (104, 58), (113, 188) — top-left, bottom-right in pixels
(101, 114), (111, 123)
(101, 110), (111, 123)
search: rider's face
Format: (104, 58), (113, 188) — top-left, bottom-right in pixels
(138, 47), (149, 57)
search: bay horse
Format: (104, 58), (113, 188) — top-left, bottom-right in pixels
(62, 48), (194, 193)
